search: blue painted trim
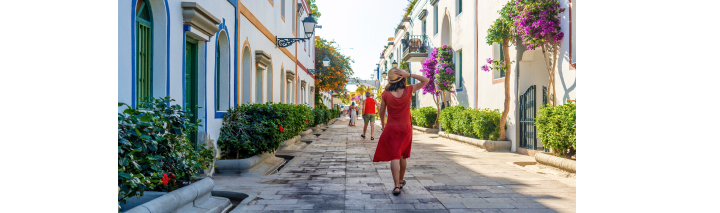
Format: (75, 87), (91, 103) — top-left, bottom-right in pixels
(164, 0), (170, 98)
(183, 25), (191, 31)
(456, 88), (463, 92)
(204, 40), (208, 134)
(215, 111), (227, 118)
(213, 19), (231, 119)
(227, 0), (238, 7)
(131, 0), (137, 107)
(182, 32), (186, 108)
(233, 9), (238, 108)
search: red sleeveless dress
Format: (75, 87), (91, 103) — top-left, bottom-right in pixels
(373, 85), (413, 162)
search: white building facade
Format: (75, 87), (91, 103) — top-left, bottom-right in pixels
(378, 0), (576, 154)
(119, 0), (318, 148)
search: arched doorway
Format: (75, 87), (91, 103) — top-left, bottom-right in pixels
(241, 46), (252, 105)
(440, 13), (451, 47)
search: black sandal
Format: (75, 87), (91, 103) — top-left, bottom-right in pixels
(360, 134), (366, 138)
(371, 137), (374, 140)
(399, 180), (406, 189)
(392, 187), (401, 196)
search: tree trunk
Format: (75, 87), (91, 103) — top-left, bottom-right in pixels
(541, 44), (558, 106)
(433, 94), (441, 129)
(498, 38), (511, 141)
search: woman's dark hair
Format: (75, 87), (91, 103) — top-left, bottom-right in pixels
(387, 77), (407, 92)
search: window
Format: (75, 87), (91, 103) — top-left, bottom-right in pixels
(281, 0), (285, 20)
(493, 43), (505, 80)
(256, 68), (263, 103)
(457, 50), (463, 88)
(571, 0), (576, 65)
(215, 33), (230, 111)
(422, 20), (426, 36)
(280, 66), (285, 103)
(457, 0), (462, 15)
(136, 0), (153, 105)
(292, 0), (296, 34)
(433, 5), (438, 35)
(267, 64), (273, 102)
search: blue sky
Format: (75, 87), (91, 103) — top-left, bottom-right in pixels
(313, 0), (410, 92)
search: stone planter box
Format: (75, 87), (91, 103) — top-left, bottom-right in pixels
(300, 129), (312, 137)
(412, 125), (439, 134)
(215, 135), (301, 175)
(438, 131), (511, 152)
(535, 152), (576, 173)
(124, 178), (231, 213)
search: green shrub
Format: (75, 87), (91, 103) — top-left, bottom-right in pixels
(439, 106), (504, 140)
(535, 100), (576, 156)
(472, 109), (502, 140)
(218, 103), (312, 159)
(411, 106), (438, 128)
(439, 106), (464, 133)
(118, 97), (214, 205)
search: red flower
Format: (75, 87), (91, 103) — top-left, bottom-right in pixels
(279, 126), (284, 132)
(161, 173), (169, 185)
(305, 119), (309, 123)
(169, 173), (176, 178)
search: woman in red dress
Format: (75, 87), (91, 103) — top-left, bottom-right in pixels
(373, 66), (429, 196)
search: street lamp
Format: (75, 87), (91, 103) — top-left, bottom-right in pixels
(309, 56), (331, 75)
(276, 14), (318, 47)
(322, 56), (330, 67)
(392, 60), (398, 68)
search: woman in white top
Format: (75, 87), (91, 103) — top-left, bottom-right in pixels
(349, 102), (358, 126)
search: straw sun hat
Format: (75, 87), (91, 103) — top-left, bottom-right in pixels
(387, 67), (405, 83)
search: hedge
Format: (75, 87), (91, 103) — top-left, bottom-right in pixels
(218, 103), (312, 159)
(218, 103), (339, 159)
(411, 106), (437, 128)
(118, 97), (214, 206)
(535, 100), (576, 156)
(439, 106), (503, 140)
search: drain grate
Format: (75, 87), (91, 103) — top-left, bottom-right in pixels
(269, 155), (295, 175)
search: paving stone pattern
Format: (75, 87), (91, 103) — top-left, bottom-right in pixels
(223, 117), (575, 213)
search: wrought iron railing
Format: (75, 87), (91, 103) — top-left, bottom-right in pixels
(401, 35), (429, 57)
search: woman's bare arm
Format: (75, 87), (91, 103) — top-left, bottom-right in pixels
(392, 69), (429, 92)
(379, 99), (387, 130)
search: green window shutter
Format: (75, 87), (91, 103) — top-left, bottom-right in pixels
(499, 43), (505, 78)
(458, 51), (462, 88)
(136, 2), (153, 106)
(434, 6), (438, 35)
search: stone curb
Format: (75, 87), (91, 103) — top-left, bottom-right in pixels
(124, 178), (231, 213)
(300, 129), (312, 136)
(412, 125), (439, 133)
(437, 131), (511, 152)
(535, 152), (576, 173)
(215, 133), (303, 174)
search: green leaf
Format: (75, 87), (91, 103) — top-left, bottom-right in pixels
(118, 172), (132, 179)
(140, 114), (151, 122)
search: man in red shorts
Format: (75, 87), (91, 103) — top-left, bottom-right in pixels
(361, 92), (380, 140)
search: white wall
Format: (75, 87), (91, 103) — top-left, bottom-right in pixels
(121, 0), (322, 149)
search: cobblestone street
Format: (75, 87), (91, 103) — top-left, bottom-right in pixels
(215, 117), (575, 213)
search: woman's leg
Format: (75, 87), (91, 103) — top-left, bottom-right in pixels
(390, 159), (401, 193)
(399, 157), (407, 183)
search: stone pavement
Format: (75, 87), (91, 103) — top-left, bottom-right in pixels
(216, 117), (576, 213)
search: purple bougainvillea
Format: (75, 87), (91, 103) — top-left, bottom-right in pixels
(514, 0), (565, 50)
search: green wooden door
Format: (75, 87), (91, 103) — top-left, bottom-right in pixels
(185, 40), (198, 146)
(136, 1), (153, 105)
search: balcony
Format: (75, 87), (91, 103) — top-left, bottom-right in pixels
(401, 35), (429, 62)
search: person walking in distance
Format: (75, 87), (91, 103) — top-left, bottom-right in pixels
(373, 66), (429, 196)
(360, 92), (380, 140)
